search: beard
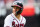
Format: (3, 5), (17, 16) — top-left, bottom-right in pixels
(13, 9), (22, 15)
(13, 11), (20, 15)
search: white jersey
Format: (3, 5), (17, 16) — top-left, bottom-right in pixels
(4, 13), (26, 27)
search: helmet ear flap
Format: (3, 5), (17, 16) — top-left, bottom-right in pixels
(19, 7), (23, 13)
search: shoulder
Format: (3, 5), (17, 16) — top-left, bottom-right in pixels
(5, 14), (11, 20)
(4, 14), (13, 27)
(23, 17), (26, 21)
(21, 15), (26, 25)
(4, 13), (13, 21)
(21, 15), (26, 21)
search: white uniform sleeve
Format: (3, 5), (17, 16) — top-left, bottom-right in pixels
(4, 16), (13, 27)
(23, 17), (26, 25)
(24, 18), (26, 25)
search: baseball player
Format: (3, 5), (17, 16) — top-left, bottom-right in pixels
(4, 1), (26, 27)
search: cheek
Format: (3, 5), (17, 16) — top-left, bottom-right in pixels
(13, 9), (16, 12)
(13, 9), (15, 11)
(17, 9), (19, 11)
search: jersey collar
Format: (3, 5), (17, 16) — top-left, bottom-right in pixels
(11, 13), (23, 23)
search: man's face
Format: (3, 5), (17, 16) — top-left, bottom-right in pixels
(13, 6), (20, 15)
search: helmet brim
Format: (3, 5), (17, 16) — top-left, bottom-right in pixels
(11, 5), (22, 8)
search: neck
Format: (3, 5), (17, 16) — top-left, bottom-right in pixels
(15, 14), (20, 20)
(13, 13), (20, 20)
